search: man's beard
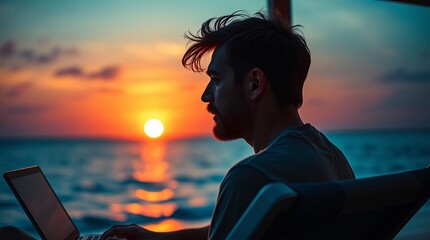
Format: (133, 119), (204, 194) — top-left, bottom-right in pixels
(211, 93), (251, 141)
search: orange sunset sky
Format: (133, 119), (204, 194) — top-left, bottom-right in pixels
(1, 0), (429, 140)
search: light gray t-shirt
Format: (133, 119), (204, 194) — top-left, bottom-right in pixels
(209, 124), (355, 239)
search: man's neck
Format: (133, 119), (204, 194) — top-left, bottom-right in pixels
(248, 105), (303, 153)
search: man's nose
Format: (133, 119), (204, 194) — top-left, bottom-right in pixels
(201, 82), (214, 103)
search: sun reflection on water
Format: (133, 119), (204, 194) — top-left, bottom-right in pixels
(110, 141), (180, 223)
(132, 141), (171, 183)
(144, 219), (188, 232)
(135, 188), (174, 202)
(125, 203), (177, 218)
(143, 219), (209, 232)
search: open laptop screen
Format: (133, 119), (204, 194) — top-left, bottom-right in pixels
(4, 166), (79, 240)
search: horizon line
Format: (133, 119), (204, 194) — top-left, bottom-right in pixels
(1, 127), (430, 142)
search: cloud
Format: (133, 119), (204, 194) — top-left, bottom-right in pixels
(55, 66), (85, 77)
(379, 68), (430, 83)
(0, 40), (16, 57)
(0, 40), (78, 64)
(88, 66), (120, 80)
(375, 87), (430, 110)
(7, 105), (49, 114)
(7, 82), (32, 97)
(54, 65), (121, 81)
(367, 87), (430, 128)
(19, 47), (76, 64)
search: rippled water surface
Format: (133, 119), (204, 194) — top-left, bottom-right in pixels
(1, 131), (429, 239)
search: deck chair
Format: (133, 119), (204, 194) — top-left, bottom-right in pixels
(226, 166), (430, 240)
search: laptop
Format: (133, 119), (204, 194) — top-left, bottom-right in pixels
(3, 165), (100, 240)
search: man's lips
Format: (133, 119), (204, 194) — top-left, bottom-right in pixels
(207, 104), (217, 115)
(207, 104), (218, 122)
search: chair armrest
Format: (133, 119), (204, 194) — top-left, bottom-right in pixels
(225, 183), (298, 240)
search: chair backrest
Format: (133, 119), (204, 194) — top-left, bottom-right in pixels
(225, 166), (430, 240)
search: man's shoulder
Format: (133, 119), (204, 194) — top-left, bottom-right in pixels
(228, 125), (351, 182)
(226, 149), (294, 184)
(238, 129), (321, 166)
(227, 156), (270, 181)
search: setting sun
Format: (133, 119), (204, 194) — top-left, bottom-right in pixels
(144, 119), (164, 138)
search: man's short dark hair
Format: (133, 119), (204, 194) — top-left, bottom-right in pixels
(182, 11), (311, 108)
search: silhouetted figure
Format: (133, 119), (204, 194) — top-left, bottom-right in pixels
(101, 11), (355, 240)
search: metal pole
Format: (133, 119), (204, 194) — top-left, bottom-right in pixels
(268, 0), (292, 25)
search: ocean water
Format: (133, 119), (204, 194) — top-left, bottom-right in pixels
(0, 130), (429, 239)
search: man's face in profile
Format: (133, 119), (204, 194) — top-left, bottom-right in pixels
(202, 46), (252, 141)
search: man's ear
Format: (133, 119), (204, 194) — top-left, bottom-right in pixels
(248, 68), (267, 100)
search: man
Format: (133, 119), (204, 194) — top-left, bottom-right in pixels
(100, 11), (355, 240)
